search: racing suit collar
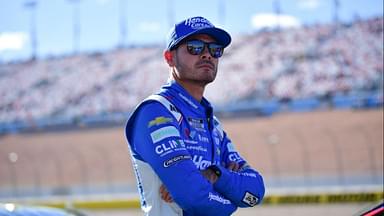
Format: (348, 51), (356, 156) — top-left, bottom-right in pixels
(162, 80), (213, 113)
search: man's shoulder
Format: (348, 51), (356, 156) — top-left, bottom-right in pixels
(130, 94), (180, 121)
(133, 98), (168, 117)
(125, 97), (175, 136)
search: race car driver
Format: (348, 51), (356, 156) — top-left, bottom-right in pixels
(125, 16), (265, 216)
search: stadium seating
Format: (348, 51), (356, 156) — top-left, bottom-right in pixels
(0, 17), (382, 132)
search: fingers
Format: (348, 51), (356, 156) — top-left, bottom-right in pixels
(201, 169), (211, 179)
(160, 184), (173, 203)
(201, 169), (218, 184)
(227, 162), (240, 172)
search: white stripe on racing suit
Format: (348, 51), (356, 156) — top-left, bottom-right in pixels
(125, 81), (265, 216)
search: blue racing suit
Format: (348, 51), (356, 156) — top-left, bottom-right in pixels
(125, 81), (265, 216)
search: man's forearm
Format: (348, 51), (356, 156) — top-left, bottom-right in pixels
(209, 164), (265, 207)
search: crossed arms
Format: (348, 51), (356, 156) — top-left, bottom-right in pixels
(126, 102), (265, 215)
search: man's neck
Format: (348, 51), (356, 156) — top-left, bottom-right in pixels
(175, 79), (205, 102)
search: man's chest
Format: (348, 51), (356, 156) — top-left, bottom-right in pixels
(178, 115), (223, 170)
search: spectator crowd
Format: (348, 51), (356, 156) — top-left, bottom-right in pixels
(0, 17), (382, 125)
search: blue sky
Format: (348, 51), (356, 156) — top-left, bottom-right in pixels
(0, 0), (382, 62)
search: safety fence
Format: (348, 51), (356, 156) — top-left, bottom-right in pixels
(0, 109), (382, 200)
(18, 191), (384, 210)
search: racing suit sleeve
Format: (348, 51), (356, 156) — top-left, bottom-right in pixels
(127, 101), (237, 215)
(209, 130), (265, 207)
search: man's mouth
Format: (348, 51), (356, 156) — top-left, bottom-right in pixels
(196, 61), (214, 70)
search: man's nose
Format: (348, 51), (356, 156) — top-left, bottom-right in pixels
(200, 47), (212, 59)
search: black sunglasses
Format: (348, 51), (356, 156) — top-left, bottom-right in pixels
(185, 39), (224, 58)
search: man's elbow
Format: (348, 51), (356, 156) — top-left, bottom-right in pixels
(255, 175), (266, 204)
(172, 192), (235, 215)
(241, 175), (266, 207)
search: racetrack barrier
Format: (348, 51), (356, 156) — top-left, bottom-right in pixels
(34, 191), (384, 210)
(262, 191), (383, 205)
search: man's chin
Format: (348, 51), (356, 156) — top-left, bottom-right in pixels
(200, 78), (215, 86)
(191, 78), (215, 87)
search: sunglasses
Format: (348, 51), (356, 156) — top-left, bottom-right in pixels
(185, 39), (224, 58)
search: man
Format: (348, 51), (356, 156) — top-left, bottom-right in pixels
(125, 16), (265, 216)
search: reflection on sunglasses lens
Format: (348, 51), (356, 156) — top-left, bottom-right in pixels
(186, 40), (223, 58)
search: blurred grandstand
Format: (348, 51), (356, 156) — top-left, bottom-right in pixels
(0, 14), (383, 216)
(0, 16), (382, 134)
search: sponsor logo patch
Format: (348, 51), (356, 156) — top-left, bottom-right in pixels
(186, 145), (207, 152)
(170, 104), (179, 113)
(227, 142), (236, 152)
(183, 139), (198, 145)
(183, 130), (208, 143)
(155, 140), (186, 156)
(185, 128), (197, 140)
(228, 152), (242, 162)
(192, 155), (212, 170)
(185, 17), (214, 30)
(163, 155), (191, 167)
(239, 172), (257, 178)
(198, 134), (209, 143)
(208, 192), (231, 205)
(242, 191), (258, 207)
(150, 126), (180, 143)
(187, 117), (205, 131)
(148, 116), (173, 128)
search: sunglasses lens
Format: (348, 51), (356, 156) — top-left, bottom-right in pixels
(208, 44), (224, 58)
(186, 40), (224, 58)
(187, 41), (204, 55)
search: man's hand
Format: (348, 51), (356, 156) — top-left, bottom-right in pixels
(159, 162), (241, 203)
(201, 169), (218, 184)
(160, 184), (173, 203)
(202, 162), (241, 184)
(226, 162), (240, 172)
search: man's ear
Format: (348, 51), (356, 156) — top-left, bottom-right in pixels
(164, 50), (175, 66)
